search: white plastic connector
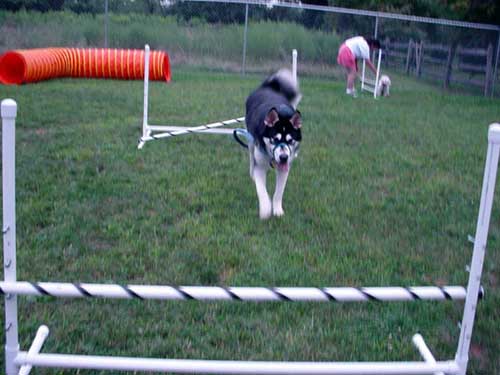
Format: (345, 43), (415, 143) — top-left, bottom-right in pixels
(1, 99), (17, 119)
(18, 325), (50, 375)
(488, 123), (500, 144)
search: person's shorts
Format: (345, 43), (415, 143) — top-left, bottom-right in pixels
(337, 44), (356, 71)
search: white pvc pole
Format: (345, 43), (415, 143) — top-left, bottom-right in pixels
(14, 353), (460, 374)
(361, 60), (366, 91)
(373, 49), (382, 99)
(138, 44), (151, 149)
(18, 325), (49, 375)
(139, 117), (245, 143)
(0, 282), (478, 302)
(104, 0), (109, 49)
(146, 126), (236, 135)
(292, 49), (298, 84)
(455, 123), (500, 375)
(412, 334), (444, 375)
(143, 44), (150, 134)
(242, 3), (249, 75)
(2, 98), (19, 375)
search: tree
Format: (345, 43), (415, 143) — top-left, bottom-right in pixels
(302, 0), (329, 29)
(329, 0), (500, 25)
(2, 0), (65, 12)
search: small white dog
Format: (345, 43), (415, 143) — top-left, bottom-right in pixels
(377, 74), (391, 97)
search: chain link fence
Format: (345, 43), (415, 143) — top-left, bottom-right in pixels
(110, 0), (500, 97)
(1, 0), (499, 96)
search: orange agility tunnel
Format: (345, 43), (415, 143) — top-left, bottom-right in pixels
(0, 47), (171, 85)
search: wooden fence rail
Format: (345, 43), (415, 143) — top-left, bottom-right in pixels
(383, 38), (496, 96)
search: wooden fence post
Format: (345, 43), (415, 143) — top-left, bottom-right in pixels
(444, 44), (455, 89)
(485, 43), (493, 97)
(493, 31), (500, 97)
(383, 37), (390, 67)
(405, 39), (413, 75)
(416, 41), (423, 78)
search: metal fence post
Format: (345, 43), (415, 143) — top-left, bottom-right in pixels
(104, 0), (109, 48)
(372, 16), (379, 62)
(242, 3), (249, 75)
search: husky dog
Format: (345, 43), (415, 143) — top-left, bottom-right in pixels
(245, 69), (302, 219)
(377, 74), (391, 97)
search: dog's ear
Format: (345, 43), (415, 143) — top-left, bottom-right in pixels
(264, 108), (279, 127)
(290, 111), (302, 129)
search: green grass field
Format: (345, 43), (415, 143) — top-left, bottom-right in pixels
(0, 69), (499, 374)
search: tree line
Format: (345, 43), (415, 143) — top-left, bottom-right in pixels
(1, 0), (499, 27)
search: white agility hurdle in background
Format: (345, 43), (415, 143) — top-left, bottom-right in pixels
(361, 48), (382, 99)
(2, 110), (498, 372)
(137, 45), (298, 149)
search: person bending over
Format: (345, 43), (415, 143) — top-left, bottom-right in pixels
(337, 36), (381, 97)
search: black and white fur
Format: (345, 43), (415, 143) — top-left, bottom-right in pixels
(245, 69), (302, 219)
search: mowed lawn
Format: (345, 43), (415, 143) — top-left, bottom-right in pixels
(0, 69), (499, 374)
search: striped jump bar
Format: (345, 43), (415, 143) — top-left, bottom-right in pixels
(0, 282), (483, 302)
(139, 116), (245, 143)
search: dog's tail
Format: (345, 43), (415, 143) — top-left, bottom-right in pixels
(262, 69), (302, 109)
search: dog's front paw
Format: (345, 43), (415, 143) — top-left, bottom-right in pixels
(259, 199), (272, 220)
(273, 204), (284, 217)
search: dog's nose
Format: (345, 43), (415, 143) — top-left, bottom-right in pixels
(279, 154), (288, 163)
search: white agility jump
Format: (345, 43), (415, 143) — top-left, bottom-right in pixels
(137, 45), (298, 149)
(361, 48), (382, 98)
(2, 106), (498, 372)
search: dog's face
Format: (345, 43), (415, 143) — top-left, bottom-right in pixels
(262, 108), (302, 172)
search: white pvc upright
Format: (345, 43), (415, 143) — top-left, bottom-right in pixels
(374, 49), (382, 98)
(455, 123), (500, 374)
(361, 49), (382, 98)
(18, 325), (49, 375)
(412, 334), (444, 375)
(141, 44), (151, 142)
(361, 58), (366, 92)
(2, 99), (19, 375)
(292, 49), (298, 84)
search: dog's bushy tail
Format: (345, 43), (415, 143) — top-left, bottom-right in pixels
(262, 69), (302, 108)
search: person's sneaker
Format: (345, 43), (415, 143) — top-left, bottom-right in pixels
(346, 88), (357, 98)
